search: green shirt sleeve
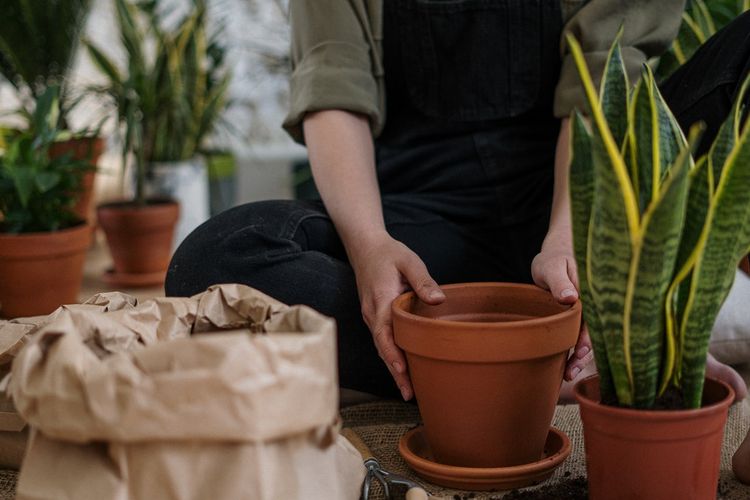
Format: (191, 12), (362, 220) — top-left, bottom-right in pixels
(554, 0), (687, 118)
(283, 0), (383, 144)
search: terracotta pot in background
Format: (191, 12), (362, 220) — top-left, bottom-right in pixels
(49, 136), (106, 223)
(97, 200), (179, 286)
(392, 283), (581, 468)
(0, 224), (92, 318)
(575, 375), (733, 500)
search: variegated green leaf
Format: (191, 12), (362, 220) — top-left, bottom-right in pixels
(680, 120), (750, 408)
(599, 35), (629, 150)
(626, 131), (694, 408)
(569, 111), (615, 402)
(567, 34), (639, 405)
(712, 75), (750, 189)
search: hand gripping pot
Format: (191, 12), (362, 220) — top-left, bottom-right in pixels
(8, 284), (365, 500)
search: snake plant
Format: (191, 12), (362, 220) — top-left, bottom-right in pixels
(567, 33), (750, 409)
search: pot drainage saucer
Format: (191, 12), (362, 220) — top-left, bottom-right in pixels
(398, 426), (571, 491)
(102, 268), (166, 288)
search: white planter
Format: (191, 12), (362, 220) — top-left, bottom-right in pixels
(145, 157), (210, 249)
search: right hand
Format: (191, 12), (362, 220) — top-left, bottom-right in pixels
(349, 233), (445, 401)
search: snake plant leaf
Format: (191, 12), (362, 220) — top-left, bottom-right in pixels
(711, 75), (750, 189)
(680, 118), (750, 408)
(631, 66), (685, 215)
(567, 33), (640, 405)
(599, 34), (629, 151)
(569, 111), (615, 402)
(588, 131), (635, 406)
(84, 42), (123, 87)
(626, 128), (695, 407)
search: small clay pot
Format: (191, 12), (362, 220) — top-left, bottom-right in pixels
(49, 136), (105, 223)
(575, 375), (733, 500)
(0, 223), (92, 318)
(97, 200), (179, 278)
(392, 283), (581, 468)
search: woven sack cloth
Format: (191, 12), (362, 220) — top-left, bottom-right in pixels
(8, 284), (365, 500)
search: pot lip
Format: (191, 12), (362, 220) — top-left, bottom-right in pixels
(97, 197), (179, 212)
(574, 375), (735, 417)
(0, 221), (91, 239)
(392, 282), (581, 330)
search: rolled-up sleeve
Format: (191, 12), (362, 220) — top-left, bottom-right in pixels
(283, 0), (381, 144)
(554, 0), (686, 117)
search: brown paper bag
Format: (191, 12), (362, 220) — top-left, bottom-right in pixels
(8, 284), (365, 500)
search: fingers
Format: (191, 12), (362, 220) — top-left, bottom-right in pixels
(398, 253), (445, 305)
(532, 254), (579, 304)
(362, 290), (414, 401)
(706, 353), (748, 402)
(565, 325), (593, 381)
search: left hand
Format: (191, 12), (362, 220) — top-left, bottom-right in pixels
(531, 230), (593, 382)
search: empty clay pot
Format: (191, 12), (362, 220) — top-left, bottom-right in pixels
(392, 282), (581, 468)
(575, 375), (733, 500)
(0, 223), (92, 318)
(97, 200), (179, 278)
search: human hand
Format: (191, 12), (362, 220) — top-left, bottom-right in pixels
(531, 230), (593, 381)
(349, 234), (445, 401)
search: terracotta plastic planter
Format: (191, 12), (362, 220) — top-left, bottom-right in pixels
(49, 136), (105, 223)
(575, 375), (734, 500)
(392, 283), (581, 468)
(97, 200), (179, 286)
(0, 223), (92, 318)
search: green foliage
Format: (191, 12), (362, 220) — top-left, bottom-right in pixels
(0, 87), (89, 233)
(657, 0), (750, 80)
(568, 33), (750, 409)
(85, 0), (231, 205)
(0, 0), (92, 125)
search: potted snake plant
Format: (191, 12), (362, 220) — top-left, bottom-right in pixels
(84, 0), (230, 285)
(567, 33), (750, 500)
(85, 0), (229, 287)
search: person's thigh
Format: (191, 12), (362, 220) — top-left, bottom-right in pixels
(660, 11), (750, 155)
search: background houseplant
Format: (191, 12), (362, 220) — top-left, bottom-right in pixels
(0, 86), (92, 318)
(567, 33), (750, 498)
(0, 0), (104, 223)
(657, 0), (750, 80)
(86, 0), (231, 248)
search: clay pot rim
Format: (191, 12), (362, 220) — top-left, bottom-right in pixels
(0, 221), (91, 240)
(97, 197), (178, 211)
(392, 282), (581, 330)
(574, 375), (734, 419)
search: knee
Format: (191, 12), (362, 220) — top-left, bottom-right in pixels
(165, 200), (311, 296)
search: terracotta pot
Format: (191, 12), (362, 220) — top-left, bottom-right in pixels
(97, 200), (179, 278)
(392, 283), (581, 468)
(575, 375), (733, 500)
(0, 224), (92, 318)
(49, 136), (106, 223)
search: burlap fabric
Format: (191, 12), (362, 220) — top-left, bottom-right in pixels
(341, 401), (750, 499)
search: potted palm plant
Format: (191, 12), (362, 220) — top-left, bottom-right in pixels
(85, 0), (230, 286)
(0, 0), (104, 223)
(567, 32), (750, 499)
(0, 87), (92, 318)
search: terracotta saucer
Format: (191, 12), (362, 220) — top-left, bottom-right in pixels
(102, 268), (166, 288)
(398, 426), (571, 491)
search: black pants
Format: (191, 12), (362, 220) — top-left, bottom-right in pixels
(166, 12), (750, 399)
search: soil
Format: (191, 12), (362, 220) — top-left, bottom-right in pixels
(601, 387), (685, 410)
(499, 477), (588, 500)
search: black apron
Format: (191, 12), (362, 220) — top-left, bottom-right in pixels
(377, 0), (564, 230)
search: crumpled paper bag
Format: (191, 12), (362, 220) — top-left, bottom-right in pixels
(8, 284), (365, 500)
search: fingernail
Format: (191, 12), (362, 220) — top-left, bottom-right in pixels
(561, 289), (577, 299)
(399, 386), (411, 401)
(578, 346), (590, 358)
(429, 290), (445, 301)
(571, 367), (582, 379)
(392, 361), (404, 374)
